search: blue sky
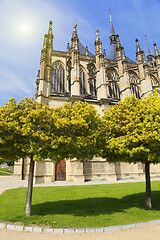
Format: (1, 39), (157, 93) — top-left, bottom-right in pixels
(0, 0), (160, 106)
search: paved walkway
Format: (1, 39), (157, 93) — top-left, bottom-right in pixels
(2, 175), (160, 189)
(1, 176), (160, 240)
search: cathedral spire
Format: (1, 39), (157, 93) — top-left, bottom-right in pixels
(145, 35), (151, 55)
(145, 35), (152, 63)
(109, 10), (115, 36)
(109, 10), (117, 45)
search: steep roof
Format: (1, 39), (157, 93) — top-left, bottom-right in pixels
(107, 42), (136, 64)
(78, 41), (94, 57)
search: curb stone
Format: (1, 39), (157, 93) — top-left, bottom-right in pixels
(63, 228), (75, 233)
(7, 224), (16, 230)
(0, 220), (160, 234)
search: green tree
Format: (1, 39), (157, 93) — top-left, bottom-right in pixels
(0, 98), (54, 216)
(100, 92), (160, 209)
(0, 98), (100, 216)
(49, 101), (101, 161)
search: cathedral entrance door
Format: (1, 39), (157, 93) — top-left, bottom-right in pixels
(55, 159), (66, 181)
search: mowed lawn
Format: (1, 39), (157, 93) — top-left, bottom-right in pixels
(0, 168), (13, 176)
(0, 181), (160, 228)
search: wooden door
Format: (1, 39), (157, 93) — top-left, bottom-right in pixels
(55, 160), (66, 181)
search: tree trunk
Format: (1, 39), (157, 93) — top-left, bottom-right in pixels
(22, 158), (25, 180)
(145, 161), (152, 209)
(25, 154), (35, 216)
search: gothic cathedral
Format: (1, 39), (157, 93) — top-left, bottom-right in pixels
(14, 14), (160, 183)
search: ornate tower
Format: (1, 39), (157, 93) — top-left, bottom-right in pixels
(70, 24), (80, 97)
(36, 21), (54, 104)
(107, 11), (117, 61)
(95, 29), (107, 102)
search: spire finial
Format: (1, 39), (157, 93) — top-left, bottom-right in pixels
(96, 29), (100, 41)
(109, 9), (115, 36)
(95, 29), (102, 54)
(145, 35), (151, 56)
(47, 21), (53, 49)
(48, 21), (53, 36)
(74, 24), (77, 31)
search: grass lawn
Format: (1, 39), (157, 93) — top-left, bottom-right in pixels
(0, 168), (13, 176)
(0, 181), (160, 228)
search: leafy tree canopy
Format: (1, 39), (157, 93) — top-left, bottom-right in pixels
(100, 92), (160, 164)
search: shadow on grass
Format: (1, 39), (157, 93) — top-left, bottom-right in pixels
(32, 191), (160, 216)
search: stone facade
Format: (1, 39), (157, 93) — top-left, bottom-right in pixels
(14, 14), (160, 183)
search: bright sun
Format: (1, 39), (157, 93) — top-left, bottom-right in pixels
(18, 22), (32, 35)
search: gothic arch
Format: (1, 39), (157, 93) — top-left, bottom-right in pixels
(87, 63), (96, 97)
(51, 61), (65, 93)
(106, 68), (120, 99)
(129, 71), (141, 99)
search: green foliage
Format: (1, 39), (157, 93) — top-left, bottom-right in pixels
(0, 97), (53, 162)
(100, 92), (160, 164)
(49, 101), (101, 161)
(0, 98), (100, 163)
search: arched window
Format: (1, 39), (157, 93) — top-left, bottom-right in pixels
(80, 67), (86, 95)
(88, 64), (96, 97)
(151, 75), (159, 89)
(51, 62), (65, 93)
(107, 70), (120, 99)
(108, 82), (120, 99)
(129, 72), (140, 99)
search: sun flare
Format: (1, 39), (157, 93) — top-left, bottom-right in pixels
(18, 22), (32, 35)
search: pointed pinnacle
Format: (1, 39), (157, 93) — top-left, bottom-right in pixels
(67, 43), (70, 53)
(74, 24), (77, 31)
(135, 38), (141, 53)
(72, 24), (78, 40)
(48, 21), (53, 36)
(154, 43), (159, 57)
(96, 29), (100, 41)
(43, 34), (47, 50)
(86, 46), (88, 56)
